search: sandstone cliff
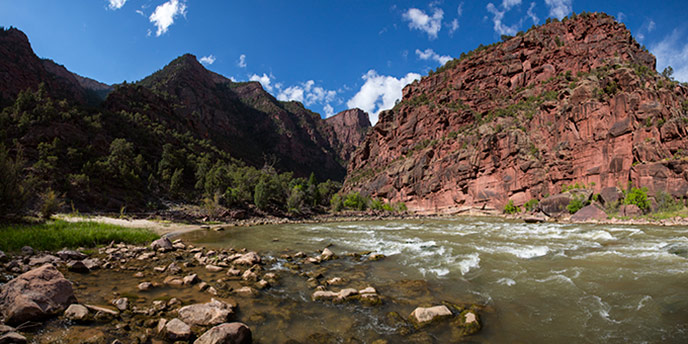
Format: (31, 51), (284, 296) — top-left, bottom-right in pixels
(345, 12), (688, 213)
(323, 108), (372, 162)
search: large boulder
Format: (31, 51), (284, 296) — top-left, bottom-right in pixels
(150, 237), (173, 252)
(538, 194), (572, 217)
(570, 204), (608, 222)
(194, 322), (252, 344)
(178, 299), (234, 326)
(0, 264), (77, 325)
(165, 318), (192, 341)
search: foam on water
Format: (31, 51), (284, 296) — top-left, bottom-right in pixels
(497, 277), (516, 286)
(458, 252), (481, 275)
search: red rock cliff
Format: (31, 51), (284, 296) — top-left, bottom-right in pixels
(324, 108), (372, 162)
(344, 12), (688, 213)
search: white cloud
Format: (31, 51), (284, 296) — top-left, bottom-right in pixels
(346, 70), (421, 124)
(449, 19), (460, 35)
(323, 104), (335, 118)
(277, 80), (336, 106)
(648, 20), (656, 32)
(416, 48), (452, 65)
(237, 54), (247, 68)
(651, 29), (688, 82)
(486, 2), (520, 36)
(250, 73), (273, 91)
(136, 9), (145, 16)
(199, 55), (215, 65)
(527, 2), (539, 24)
(402, 8), (444, 39)
(457, 2), (464, 16)
(149, 0), (187, 37)
(107, 0), (126, 10)
(501, 0), (522, 11)
(617, 12), (626, 22)
(544, 0), (572, 20)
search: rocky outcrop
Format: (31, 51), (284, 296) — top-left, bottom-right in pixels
(324, 108), (372, 162)
(0, 264), (77, 325)
(344, 13), (688, 213)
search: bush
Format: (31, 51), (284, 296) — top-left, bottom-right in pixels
(567, 195), (587, 214)
(524, 199), (539, 212)
(330, 194), (343, 212)
(202, 192), (222, 219)
(0, 145), (33, 219)
(370, 198), (384, 211)
(286, 185), (305, 215)
(343, 192), (367, 211)
(624, 187), (650, 212)
(504, 200), (521, 214)
(40, 189), (64, 219)
(656, 190), (681, 212)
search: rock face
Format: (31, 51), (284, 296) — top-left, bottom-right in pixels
(194, 322), (252, 344)
(323, 108), (372, 162)
(0, 264), (77, 325)
(344, 13), (688, 213)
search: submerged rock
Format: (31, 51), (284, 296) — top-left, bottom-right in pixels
(410, 305), (452, 325)
(454, 310), (481, 336)
(178, 299), (234, 326)
(0, 264), (77, 325)
(194, 322), (252, 344)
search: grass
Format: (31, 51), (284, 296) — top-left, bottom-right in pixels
(0, 220), (159, 253)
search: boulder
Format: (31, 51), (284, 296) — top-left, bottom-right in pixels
(0, 264), (77, 325)
(232, 252), (261, 265)
(0, 332), (27, 344)
(20, 247), (33, 256)
(66, 260), (90, 273)
(320, 248), (335, 261)
(165, 318), (192, 341)
(619, 204), (643, 217)
(410, 305), (452, 325)
(194, 322), (252, 344)
(538, 194), (571, 217)
(570, 204), (608, 222)
(81, 258), (101, 270)
(138, 282), (153, 291)
(599, 187), (623, 205)
(64, 304), (89, 322)
(27, 255), (58, 267)
(150, 237), (173, 252)
(234, 286), (258, 297)
(111, 298), (129, 311)
(183, 274), (199, 285)
(178, 299), (234, 326)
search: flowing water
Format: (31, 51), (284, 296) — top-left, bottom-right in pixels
(181, 217), (688, 343)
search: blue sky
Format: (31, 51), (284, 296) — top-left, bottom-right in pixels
(1, 1), (687, 123)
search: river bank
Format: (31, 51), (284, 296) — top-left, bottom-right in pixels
(0, 229), (483, 343)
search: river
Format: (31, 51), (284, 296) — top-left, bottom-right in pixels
(180, 217), (688, 343)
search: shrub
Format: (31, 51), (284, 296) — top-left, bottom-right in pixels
(202, 192), (222, 219)
(254, 179), (269, 210)
(0, 145), (33, 219)
(624, 187), (650, 212)
(524, 199), (539, 212)
(656, 190), (681, 212)
(504, 200), (521, 214)
(40, 189), (64, 219)
(343, 192), (367, 211)
(567, 195), (587, 214)
(286, 185), (305, 215)
(370, 198), (384, 211)
(330, 194), (343, 212)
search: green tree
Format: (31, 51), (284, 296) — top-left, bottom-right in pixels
(624, 187), (650, 212)
(0, 145), (33, 218)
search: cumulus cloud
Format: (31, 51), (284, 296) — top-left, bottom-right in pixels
(277, 80), (337, 106)
(416, 48), (453, 65)
(250, 73), (273, 91)
(448, 19), (460, 35)
(149, 0), (187, 37)
(402, 8), (444, 39)
(199, 55), (215, 65)
(237, 54), (247, 68)
(486, 2), (521, 36)
(323, 104), (335, 118)
(544, 0), (572, 20)
(651, 29), (688, 82)
(107, 0), (126, 10)
(527, 2), (539, 24)
(347, 70), (421, 124)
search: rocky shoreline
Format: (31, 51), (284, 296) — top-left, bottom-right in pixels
(0, 235), (483, 343)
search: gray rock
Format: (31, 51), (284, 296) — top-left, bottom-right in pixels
(194, 322), (252, 344)
(150, 237), (173, 252)
(232, 252), (261, 265)
(82, 258), (101, 270)
(27, 255), (58, 267)
(20, 247), (33, 256)
(183, 274), (199, 285)
(410, 305), (452, 325)
(64, 304), (89, 322)
(67, 260), (90, 273)
(112, 298), (129, 311)
(0, 264), (77, 325)
(138, 282), (153, 291)
(178, 299), (234, 326)
(165, 318), (191, 341)
(0, 251), (7, 263)
(56, 250), (86, 261)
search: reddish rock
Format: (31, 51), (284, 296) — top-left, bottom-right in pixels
(344, 13), (688, 213)
(323, 108), (372, 162)
(599, 187), (623, 205)
(194, 322), (252, 344)
(0, 264), (77, 325)
(570, 204), (608, 221)
(619, 204), (643, 217)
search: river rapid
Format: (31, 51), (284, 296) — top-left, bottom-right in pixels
(182, 216), (688, 343)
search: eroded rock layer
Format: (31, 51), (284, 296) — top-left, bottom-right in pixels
(345, 13), (688, 213)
